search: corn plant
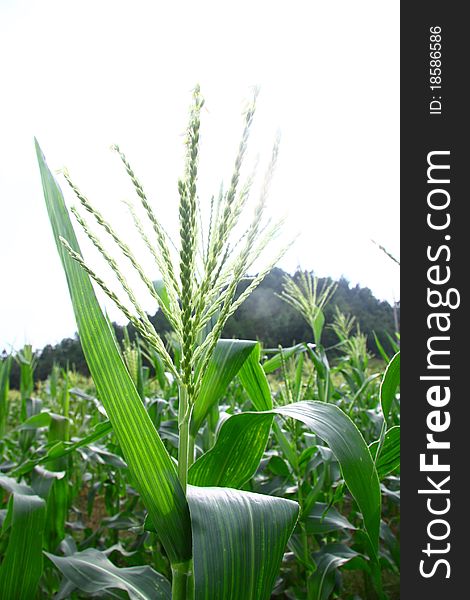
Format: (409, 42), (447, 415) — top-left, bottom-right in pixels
(329, 309), (381, 427)
(279, 272), (337, 404)
(16, 344), (37, 421)
(255, 343), (400, 598)
(30, 87), (383, 599)
(278, 271), (337, 347)
(0, 356), (11, 438)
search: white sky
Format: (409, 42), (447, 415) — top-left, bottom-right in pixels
(0, 0), (399, 352)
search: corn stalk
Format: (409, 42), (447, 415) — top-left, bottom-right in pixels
(36, 87), (382, 599)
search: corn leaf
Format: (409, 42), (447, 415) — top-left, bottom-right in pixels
(189, 343), (273, 487)
(18, 411), (55, 430)
(188, 400), (380, 554)
(306, 345), (328, 380)
(188, 412), (273, 488)
(0, 477), (46, 599)
(0, 357), (11, 437)
(380, 351), (400, 423)
(36, 140), (191, 564)
(262, 343), (310, 374)
(154, 279), (171, 313)
(237, 342), (272, 410)
(45, 548), (171, 600)
(187, 485), (299, 600)
(12, 420), (113, 477)
(30, 466), (68, 551)
(273, 401), (381, 556)
(308, 543), (362, 600)
(370, 425), (400, 479)
(313, 308), (325, 347)
(302, 502), (356, 534)
(191, 339), (261, 433)
(373, 331), (391, 363)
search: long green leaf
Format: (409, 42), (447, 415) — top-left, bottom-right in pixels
(0, 356), (11, 437)
(380, 351), (400, 423)
(194, 401), (380, 554)
(262, 343), (310, 374)
(308, 543), (361, 600)
(0, 477), (46, 599)
(370, 426), (400, 479)
(188, 400), (379, 554)
(313, 308), (325, 347)
(273, 401), (381, 555)
(0, 474), (34, 496)
(189, 343), (273, 487)
(188, 399), (380, 553)
(12, 420), (113, 477)
(18, 410), (55, 430)
(31, 466), (68, 551)
(373, 331), (390, 363)
(187, 485), (299, 600)
(36, 140), (191, 564)
(237, 342), (272, 410)
(191, 339), (261, 434)
(46, 548), (171, 600)
(188, 412), (273, 488)
(302, 502), (356, 534)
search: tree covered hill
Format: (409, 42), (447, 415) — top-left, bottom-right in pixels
(8, 269), (399, 386)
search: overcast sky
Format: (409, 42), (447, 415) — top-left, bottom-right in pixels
(0, 0), (399, 351)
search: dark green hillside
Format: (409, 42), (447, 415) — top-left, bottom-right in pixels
(5, 268), (399, 387)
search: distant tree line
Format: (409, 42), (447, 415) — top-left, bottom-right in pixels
(6, 269), (399, 387)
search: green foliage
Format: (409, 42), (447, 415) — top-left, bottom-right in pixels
(36, 138), (192, 564)
(370, 426), (400, 479)
(46, 547), (171, 599)
(0, 356), (11, 437)
(273, 402), (381, 556)
(189, 412), (274, 488)
(0, 476), (46, 599)
(1, 328), (399, 599)
(187, 485), (299, 600)
(0, 87), (399, 600)
(191, 340), (262, 433)
(7, 270), (398, 389)
(278, 271), (337, 345)
(380, 352), (401, 424)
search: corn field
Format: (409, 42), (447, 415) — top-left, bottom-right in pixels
(0, 88), (400, 600)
